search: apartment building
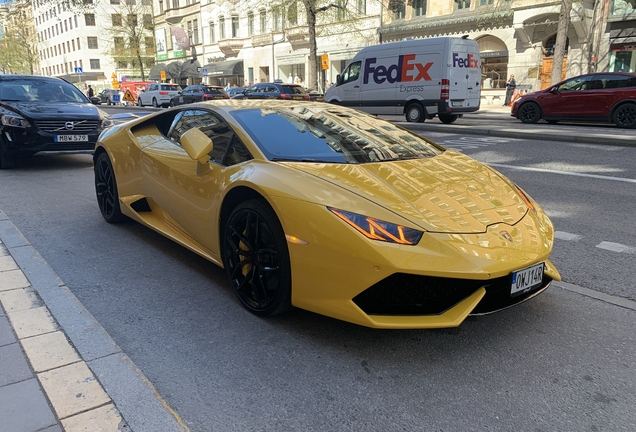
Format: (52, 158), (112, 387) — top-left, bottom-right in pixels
(33, 0), (154, 89)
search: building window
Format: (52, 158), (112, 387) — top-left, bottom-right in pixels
(389, 0), (405, 19)
(248, 13), (254, 36)
(231, 16), (239, 38)
(209, 22), (215, 43)
(110, 0), (120, 3)
(288, 2), (297, 25)
(126, 0), (136, 4)
(260, 10), (266, 34)
(142, 0), (151, 4)
(87, 36), (98, 49)
(273, 7), (281, 31)
(85, 13), (95, 26)
(413, 0), (426, 16)
(114, 36), (125, 49)
(219, 16), (225, 39)
(159, 0), (163, 13)
(77, 37), (81, 49)
(145, 36), (154, 54)
(455, 0), (471, 10)
(173, 0), (179, 7)
(128, 14), (138, 26)
(356, 0), (366, 14)
(479, 0), (493, 5)
(90, 59), (100, 69)
(112, 14), (122, 26)
(117, 60), (128, 68)
(193, 19), (199, 44)
(187, 20), (193, 44)
(143, 14), (152, 27)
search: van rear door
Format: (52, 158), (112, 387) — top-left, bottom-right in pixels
(448, 39), (481, 111)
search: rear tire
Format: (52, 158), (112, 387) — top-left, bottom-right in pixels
(439, 114), (458, 124)
(518, 102), (541, 124)
(405, 103), (425, 123)
(222, 199), (292, 316)
(152, 98), (159, 108)
(94, 152), (125, 223)
(614, 103), (636, 128)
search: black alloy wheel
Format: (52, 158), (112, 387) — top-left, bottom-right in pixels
(222, 199), (292, 316)
(439, 114), (459, 124)
(405, 103), (425, 123)
(518, 102), (541, 124)
(614, 103), (636, 129)
(94, 152), (124, 223)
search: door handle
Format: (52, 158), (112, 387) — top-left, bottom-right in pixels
(354, 85), (360, 88)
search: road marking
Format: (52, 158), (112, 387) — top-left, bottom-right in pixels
(555, 281), (636, 312)
(488, 163), (636, 183)
(596, 241), (636, 253)
(440, 136), (517, 151)
(554, 231), (582, 241)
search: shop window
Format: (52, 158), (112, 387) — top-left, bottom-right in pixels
(478, 35), (508, 89)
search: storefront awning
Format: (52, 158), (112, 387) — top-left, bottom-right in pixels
(149, 60), (202, 80)
(60, 72), (106, 83)
(148, 63), (168, 81)
(202, 60), (244, 77)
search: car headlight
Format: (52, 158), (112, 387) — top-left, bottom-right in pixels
(329, 207), (423, 245)
(102, 117), (114, 128)
(514, 184), (536, 214)
(1, 114), (31, 128)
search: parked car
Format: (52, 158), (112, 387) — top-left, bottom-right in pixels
(93, 100), (560, 328)
(233, 82), (310, 101)
(137, 83), (182, 108)
(0, 74), (113, 169)
(226, 87), (247, 98)
(511, 72), (636, 128)
(169, 85), (229, 106)
(97, 89), (121, 105)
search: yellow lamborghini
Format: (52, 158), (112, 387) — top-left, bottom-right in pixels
(94, 100), (560, 329)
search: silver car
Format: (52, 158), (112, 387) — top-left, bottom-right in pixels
(137, 83), (182, 108)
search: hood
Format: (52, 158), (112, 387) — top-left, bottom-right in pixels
(0, 101), (101, 120)
(282, 151), (529, 233)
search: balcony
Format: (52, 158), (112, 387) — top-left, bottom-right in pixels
(252, 33), (274, 47)
(286, 25), (316, 50)
(218, 38), (247, 56)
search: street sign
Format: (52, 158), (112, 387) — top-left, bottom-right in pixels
(160, 71), (166, 81)
(111, 94), (121, 103)
(122, 89), (135, 102)
(121, 76), (127, 82)
(321, 54), (329, 70)
(111, 73), (117, 79)
(201, 68), (208, 76)
(74, 67), (83, 76)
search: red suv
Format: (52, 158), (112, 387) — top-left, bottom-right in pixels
(511, 72), (636, 128)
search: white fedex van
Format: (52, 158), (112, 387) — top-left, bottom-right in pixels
(324, 37), (481, 123)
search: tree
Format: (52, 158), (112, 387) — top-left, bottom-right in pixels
(99, 0), (155, 81)
(0, 0), (40, 74)
(550, 0), (573, 85)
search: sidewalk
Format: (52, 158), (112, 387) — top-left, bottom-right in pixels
(0, 211), (189, 432)
(381, 103), (636, 147)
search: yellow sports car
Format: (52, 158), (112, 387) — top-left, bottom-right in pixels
(94, 100), (560, 329)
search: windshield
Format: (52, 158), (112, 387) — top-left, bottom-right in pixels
(160, 84), (181, 91)
(230, 106), (443, 164)
(0, 79), (89, 103)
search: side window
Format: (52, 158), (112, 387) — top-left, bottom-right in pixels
(245, 85), (258, 94)
(225, 137), (253, 166)
(600, 74), (631, 89)
(341, 61), (361, 85)
(557, 76), (592, 92)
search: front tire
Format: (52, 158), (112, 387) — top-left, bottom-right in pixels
(405, 103), (425, 123)
(439, 114), (458, 124)
(518, 102), (541, 124)
(614, 103), (636, 128)
(222, 199), (292, 316)
(137, 98), (143, 107)
(94, 152), (124, 223)
(152, 98), (159, 108)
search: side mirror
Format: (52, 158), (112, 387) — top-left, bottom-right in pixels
(336, 74), (342, 85)
(180, 128), (213, 175)
(549, 86), (558, 93)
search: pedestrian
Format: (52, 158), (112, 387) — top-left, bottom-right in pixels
(87, 85), (94, 98)
(504, 74), (516, 106)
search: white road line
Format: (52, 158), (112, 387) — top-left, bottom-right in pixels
(595, 241), (636, 254)
(554, 231), (582, 241)
(488, 163), (636, 183)
(555, 281), (636, 312)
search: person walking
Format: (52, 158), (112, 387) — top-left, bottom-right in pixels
(504, 74), (516, 106)
(87, 85), (94, 98)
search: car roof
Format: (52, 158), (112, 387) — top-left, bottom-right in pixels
(0, 74), (65, 83)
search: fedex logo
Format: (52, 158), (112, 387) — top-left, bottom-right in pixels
(452, 53), (479, 68)
(363, 55), (434, 84)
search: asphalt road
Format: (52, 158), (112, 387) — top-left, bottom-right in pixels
(0, 124), (635, 431)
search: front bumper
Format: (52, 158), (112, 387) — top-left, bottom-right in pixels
(1, 127), (99, 158)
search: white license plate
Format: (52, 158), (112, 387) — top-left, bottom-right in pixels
(55, 135), (88, 142)
(511, 262), (544, 297)
(452, 101), (464, 107)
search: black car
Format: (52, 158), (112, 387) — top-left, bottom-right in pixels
(0, 75), (113, 169)
(169, 85), (229, 106)
(234, 82), (310, 100)
(97, 88), (121, 105)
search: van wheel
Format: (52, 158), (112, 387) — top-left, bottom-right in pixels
(405, 103), (425, 123)
(439, 114), (458, 124)
(518, 102), (541, 124)
(329, 100), (340, 105)
(614, 103), (636, 128)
